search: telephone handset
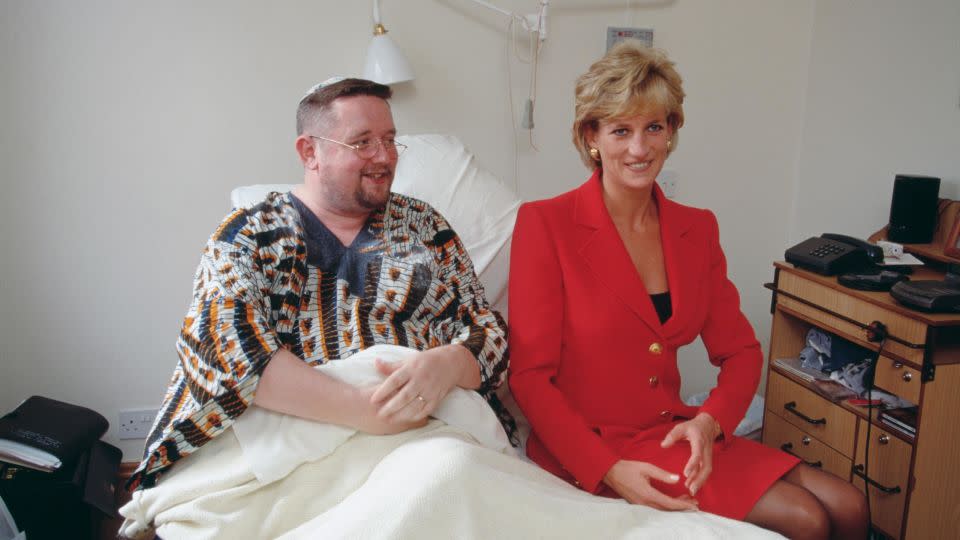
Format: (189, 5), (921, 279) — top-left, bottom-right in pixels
(785, 233), (883, 276)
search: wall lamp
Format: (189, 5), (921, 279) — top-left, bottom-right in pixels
(363, 0), (415, 85)
(362, 1), (549, 86)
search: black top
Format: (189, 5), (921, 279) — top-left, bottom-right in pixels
(650, 291), (672, 324)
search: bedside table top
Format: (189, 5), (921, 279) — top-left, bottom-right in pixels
(773, 262), (960, 327)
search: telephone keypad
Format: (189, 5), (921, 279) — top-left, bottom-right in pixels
(810, 242), (847, 258)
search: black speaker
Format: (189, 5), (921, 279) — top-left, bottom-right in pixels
(887, 175), (940, 244)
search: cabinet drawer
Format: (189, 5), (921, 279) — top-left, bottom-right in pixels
(762, 410), (851, 480)
(872, 355), (921, 404)
(777, 271), (927, 365)
(853, 425), (913, 539)
(766, 371), (857, 457)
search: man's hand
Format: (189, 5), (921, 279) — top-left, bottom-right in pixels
(660, 412), (721, 496)
(253, 349), (422, 433)
(353, 385), (428, 435)
(603, 460), (699, 511)
(369, 345), (477, 422)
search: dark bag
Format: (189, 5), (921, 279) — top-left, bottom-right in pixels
(1, 440), (121, 540)
(0, 396), (109, 472)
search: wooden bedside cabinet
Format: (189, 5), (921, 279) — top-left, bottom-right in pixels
(762, 262), (960, 540)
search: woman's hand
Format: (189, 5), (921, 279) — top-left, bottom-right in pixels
(369, 347), (467, 423)
(603, 460), (699, 511)
(660, 412), (721, 496)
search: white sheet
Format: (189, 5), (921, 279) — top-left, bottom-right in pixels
(120, 424), (780, 540)
(119, 346), (782, 540)
(231, 345), (515, 484)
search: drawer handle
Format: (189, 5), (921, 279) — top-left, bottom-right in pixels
(902, 372), (913, 382)
(852, 464), (901, 494)
(784, 401), (827, 425)
(893, 362), (903, 370)
(780, 443), (823, 468)
(801, 436), (811, 446)
(879, 434), (890, 445)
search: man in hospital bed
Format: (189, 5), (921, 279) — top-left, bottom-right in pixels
(119, 78), (782, 540)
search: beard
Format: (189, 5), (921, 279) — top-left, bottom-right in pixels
(354, 178), (392, 210)
(314, 163), (394, 216)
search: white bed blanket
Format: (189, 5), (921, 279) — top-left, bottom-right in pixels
(232, 345), (515, 485)
(119, 346), (783, 540)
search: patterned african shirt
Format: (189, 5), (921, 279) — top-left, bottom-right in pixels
(128, 191), (512, 489)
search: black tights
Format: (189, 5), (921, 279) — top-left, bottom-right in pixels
(744, 464), (869, 540)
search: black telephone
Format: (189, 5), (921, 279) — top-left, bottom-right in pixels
(785, 233), (884, 276)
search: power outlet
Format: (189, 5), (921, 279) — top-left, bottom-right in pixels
(658, 169), (678, 199)
(118, 409), (158, 440)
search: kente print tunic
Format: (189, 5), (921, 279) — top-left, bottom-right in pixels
(129, 191), (511, 489)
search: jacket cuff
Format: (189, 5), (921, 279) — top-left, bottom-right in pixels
(573, 444), (621, 493)
(698, 403), (739, 447)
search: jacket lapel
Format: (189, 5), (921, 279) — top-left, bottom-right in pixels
(574, 172), (665, 336)
(656, 186), (700, 337)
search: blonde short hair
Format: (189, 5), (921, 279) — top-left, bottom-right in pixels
(572, 41), (685, 169)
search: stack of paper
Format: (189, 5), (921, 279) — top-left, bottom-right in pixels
(0, 440), (60, 472)
(773, 357), (831, 382)
(879, 406), (918, 438)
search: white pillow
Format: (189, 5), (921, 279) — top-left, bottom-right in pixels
(230, 184), (295, 206)
(229, 134), (520, 315)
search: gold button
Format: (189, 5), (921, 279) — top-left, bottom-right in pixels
(659, 410), (672, 419)
(649, 376), (659, 387)
(648, 342), (663, 355)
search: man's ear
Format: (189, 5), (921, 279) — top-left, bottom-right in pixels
(295, 135), (318, 168)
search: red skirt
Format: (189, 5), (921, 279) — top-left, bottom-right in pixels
(550, 421), (800, 520)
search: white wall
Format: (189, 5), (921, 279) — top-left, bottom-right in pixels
(0, 0), (815, 461)
(791, 0), (960, 241)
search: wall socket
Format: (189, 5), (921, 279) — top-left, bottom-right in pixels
(118, 408), (158, 440)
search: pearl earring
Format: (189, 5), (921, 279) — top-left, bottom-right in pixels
(667, 140), (673, 149)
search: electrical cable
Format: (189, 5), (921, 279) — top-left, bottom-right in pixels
(494, 1), (550, 190)
(525, 1), (545, 151)
(526, 28), (541, 151)
(505, 17), (520, 193)
(509, 13), (532, 64)
(862, 320), (889, 536)
(528, 13), (540, 98)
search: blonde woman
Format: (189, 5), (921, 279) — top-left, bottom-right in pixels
(508, 42), (868, 540)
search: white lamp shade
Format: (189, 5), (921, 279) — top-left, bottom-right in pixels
(363, 33), (414, 85)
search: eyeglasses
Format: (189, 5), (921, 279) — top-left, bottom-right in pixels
(310, 135), (407, 159)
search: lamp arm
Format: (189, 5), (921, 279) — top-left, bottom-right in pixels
(468, 0), (516, 19)
(465, 0), (549, 41)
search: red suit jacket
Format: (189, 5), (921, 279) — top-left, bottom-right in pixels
(508, 171), (762, 493)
